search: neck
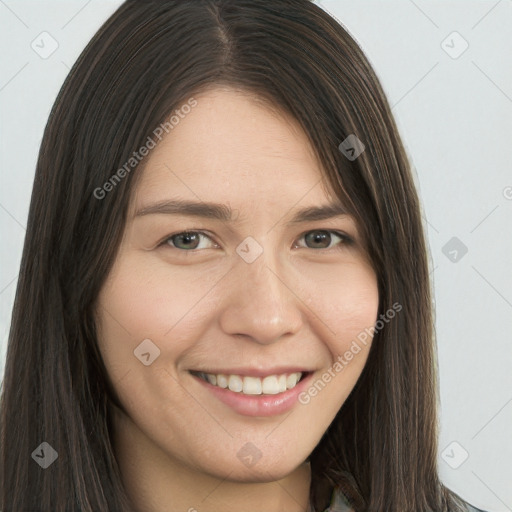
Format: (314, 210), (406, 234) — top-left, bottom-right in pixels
(111, 404), (312, 512)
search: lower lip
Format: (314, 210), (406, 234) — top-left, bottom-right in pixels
(191, 372), (313, 417)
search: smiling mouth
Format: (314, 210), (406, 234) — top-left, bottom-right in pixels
(190, 370), (308, 395)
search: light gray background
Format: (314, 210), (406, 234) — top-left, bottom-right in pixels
(0, 1), (511, 510)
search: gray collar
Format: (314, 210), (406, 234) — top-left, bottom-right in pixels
(307, 487), (353, 512)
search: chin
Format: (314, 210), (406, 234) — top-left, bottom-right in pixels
(204, 455), (309, 483)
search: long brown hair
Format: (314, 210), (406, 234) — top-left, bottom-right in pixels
(1, 1), (469, 510)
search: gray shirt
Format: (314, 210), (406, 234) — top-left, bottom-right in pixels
(308, 487), (487, 512)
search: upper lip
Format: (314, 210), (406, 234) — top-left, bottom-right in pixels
(189, 367), (312, 378)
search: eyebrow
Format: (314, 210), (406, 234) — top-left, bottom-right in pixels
(134, 199), (349, 224)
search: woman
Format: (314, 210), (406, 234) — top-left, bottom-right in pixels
(0, 1), (486, 511)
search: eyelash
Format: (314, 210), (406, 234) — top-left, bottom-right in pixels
(157, 229), (353, 252)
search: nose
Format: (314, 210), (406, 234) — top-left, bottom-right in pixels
(218, 245), (304, 345)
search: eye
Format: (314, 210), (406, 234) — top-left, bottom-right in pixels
(159, 231), (217, 251)
(295, 230), (353, 250)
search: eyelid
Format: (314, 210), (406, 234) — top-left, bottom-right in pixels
(293, 230), (353, 249)
(157, 229), (354, 251)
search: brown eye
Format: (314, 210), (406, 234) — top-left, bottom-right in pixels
(161, 231), (216, 251)
(298, 230), (352, 250)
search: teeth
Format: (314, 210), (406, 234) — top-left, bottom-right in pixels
(262, 375), (279, 394)
(228, 375), (243, 392)
(277, 374), (287, 393)
(286, 373), (299, 388)
(216, 374), (228, 388)
(243, 376), (262, 395)
(198, 371), (303, 395)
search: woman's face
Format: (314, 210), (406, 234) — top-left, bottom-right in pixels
(96, 87), (379, 482)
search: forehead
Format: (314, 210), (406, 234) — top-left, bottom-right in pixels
(132, 87), (336, 211)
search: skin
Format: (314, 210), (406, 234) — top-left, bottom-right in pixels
(95, 86), (379, 512)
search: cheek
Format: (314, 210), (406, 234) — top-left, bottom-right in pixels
(295, 258), (379, 354)
(294, 264), (378, 414)
(330, 279), (379, 356)
(94, 252), (225, 379)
